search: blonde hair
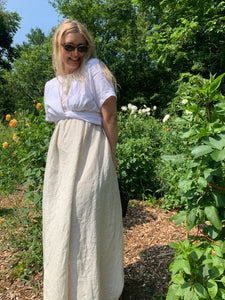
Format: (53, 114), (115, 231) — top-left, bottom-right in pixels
(52, 19), (96, 77)
(52, 19), (117, 90)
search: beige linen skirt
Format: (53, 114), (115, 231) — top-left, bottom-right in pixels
(42, 119), (124, 300)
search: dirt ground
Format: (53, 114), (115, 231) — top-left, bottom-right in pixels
(0, 190), (192, 300)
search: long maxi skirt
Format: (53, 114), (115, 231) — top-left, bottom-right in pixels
(42, 119), (124, 300)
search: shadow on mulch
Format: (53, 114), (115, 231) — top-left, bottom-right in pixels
(123, 202), (158, 230)
(123, 244), (175, 300)
(122, 202), (178, 299)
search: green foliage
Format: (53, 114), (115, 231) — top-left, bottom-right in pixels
(163, 73), (225, 299)
(167, 239), (225, 300)
(0, 102), (53, 281)
(1, 205), (43, 280)
(144, 0), (225, 76)
(1, 100), (54, 209)
(133, 0), (225, 107)
(0, 3), (21, 71)
(117, 104), (167, 199)
(0, 40), (53, 116)
(0, 121), (24, 193)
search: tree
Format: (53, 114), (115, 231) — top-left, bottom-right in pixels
(0, 2), (20, 71)
(0, 32), (54, 117)
(135, 0), (225, 78)
(26, 28), (47, 46)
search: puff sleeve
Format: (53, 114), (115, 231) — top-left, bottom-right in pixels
(88, 59), (117, 109)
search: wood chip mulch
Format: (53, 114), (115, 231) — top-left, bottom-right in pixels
(0, 192), (193, 300)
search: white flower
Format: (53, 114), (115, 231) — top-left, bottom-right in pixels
(185, 110), (193, 115)
(147, 112), (150, 116)
(146, 107), (150, 112)
(163, 114), (170, 122)
(129, 105), (137, 114)
(121, 106), (127, 111)
(182, 99), (188, 105)
(128, 103), (133, 110)
(153, 106), (157, 111)
(130, 108), (137, 115)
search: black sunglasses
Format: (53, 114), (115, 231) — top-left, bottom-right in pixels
(61, 43), (89, 53)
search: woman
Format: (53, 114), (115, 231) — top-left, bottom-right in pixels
(43, 19), (124, 300)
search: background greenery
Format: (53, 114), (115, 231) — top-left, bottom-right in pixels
(1, 0), (225, 299)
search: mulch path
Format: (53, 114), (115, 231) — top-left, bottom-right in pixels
(0, 190), (193, 300)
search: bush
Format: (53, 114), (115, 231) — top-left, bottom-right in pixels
(117, 104), (168, 200)
(165, 73), (225, 299)
(0, 100), (54, 209)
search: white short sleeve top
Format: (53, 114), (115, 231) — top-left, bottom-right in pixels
(44, 58), (117, 125)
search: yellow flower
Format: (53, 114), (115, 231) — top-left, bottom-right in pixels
(0, 218), (4, 226)
(36, 102), (42, 110)
(9, 119), (18, 128)
(2, 142), (8, 149)
(25, 120), (30, 127)
(12, 133), (19, 142)
(6, 114), (11, 121)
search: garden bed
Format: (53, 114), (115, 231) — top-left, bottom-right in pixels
(0, 191), (193, 300)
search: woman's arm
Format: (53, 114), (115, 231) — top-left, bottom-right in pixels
(101, 96), (118, 170)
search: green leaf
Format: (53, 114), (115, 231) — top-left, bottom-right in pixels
(190, 290), (199, 300)
(171, 273), (186, 285)
(199, 263), (211, 279)
(169, 242), (180, 249)
(169, 210), (186, 225)
(161, 154), (186, 164)
(178, 179), (193, 192)
(181, 129), (193, 139)
(217, 288), (225, 299)
(210, 148), (225, 162)
(209, 73), (225, 94)
(184, 289), (192, 300)
(191, 145), (213, 157)
(204, 168), (223, 181)
(203, 226), (220, 239)
(219, 276), (225, 284)
(172, 259), (191, 275)
(190, 249), (204, 261)
(205, 206), (222, 230)
(207, 136), (225, 150)
(186, 208), (198, 232)
(213, 189), (225, 208)
(194, 283), (210, 299)
(206, 279), (218, 298)
(166, 284), (180, 300)
(198, 177), (207, 188)
(209, 266), (224, 279)
(213, 244), (223, 258)
(180, 282), (192, 297)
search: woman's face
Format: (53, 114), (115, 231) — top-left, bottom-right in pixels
(61, 32), (88, 75)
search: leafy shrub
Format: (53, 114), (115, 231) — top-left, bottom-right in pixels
(1, 100), (54, 208)
(117, 104), (168, 199)
(1, 113), (26, 193)
(165, 73), (225, 299)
